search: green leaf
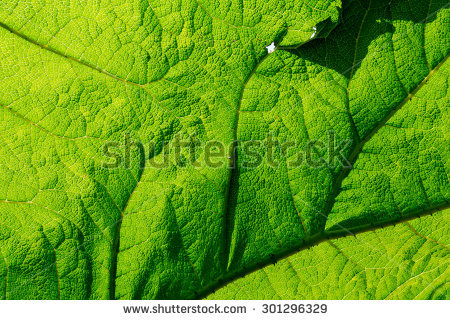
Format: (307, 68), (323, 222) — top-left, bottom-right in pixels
(208, 209), (449, 299)
(0, 0), (448, 300)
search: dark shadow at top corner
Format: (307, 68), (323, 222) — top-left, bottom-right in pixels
(285, 0), (445, 79)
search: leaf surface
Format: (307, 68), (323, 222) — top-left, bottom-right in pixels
(208, 209), (449, 299)
(0, 0), (448, 299)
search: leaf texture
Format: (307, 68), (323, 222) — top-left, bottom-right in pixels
(0, 0), (448, 299)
